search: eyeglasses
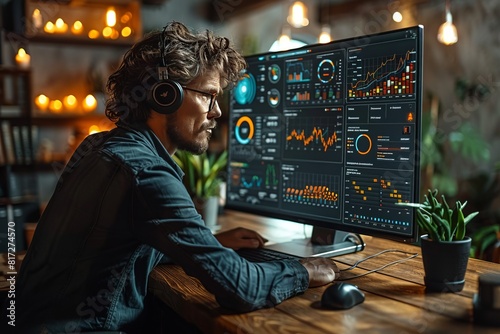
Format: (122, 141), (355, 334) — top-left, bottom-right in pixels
(182, 86), (218, 112)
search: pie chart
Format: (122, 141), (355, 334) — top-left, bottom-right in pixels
(268, 88), (280, 107)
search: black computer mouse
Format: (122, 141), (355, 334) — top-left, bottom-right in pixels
(321, 282), (365, 310)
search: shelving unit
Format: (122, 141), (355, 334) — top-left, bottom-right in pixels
(0, 0), (143, 250)
(23, 2), (141, 211)
(0, 67), (40, 252)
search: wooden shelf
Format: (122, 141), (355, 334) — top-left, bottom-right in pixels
(27, 35), (137, 47)
(0, 195), (38, 206)
(31, 114), (109, 126)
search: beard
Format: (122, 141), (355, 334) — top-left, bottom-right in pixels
(166, 114), (214, 155)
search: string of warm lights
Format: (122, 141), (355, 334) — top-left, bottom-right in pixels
(392, 0), (458, 45)
(275, 0), (458, 51)
(35, 94), (99, 114)
(30, 5), (135, 40)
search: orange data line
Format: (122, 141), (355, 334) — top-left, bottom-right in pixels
(350, 50), (413, 90)
(286, 127), (338, 152)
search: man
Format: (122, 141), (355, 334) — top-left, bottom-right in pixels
(14, 22), (339, 333)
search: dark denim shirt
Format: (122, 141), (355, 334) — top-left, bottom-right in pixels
(15, 122), (309, 333)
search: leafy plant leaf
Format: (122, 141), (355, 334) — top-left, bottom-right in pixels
(173, 150), (227, 199)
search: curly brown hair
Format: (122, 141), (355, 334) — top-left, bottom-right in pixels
(105, 21), (246, 123)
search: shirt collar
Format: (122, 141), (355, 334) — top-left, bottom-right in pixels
(116, 120), (184, 177)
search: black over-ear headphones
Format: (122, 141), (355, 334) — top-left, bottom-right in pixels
(146, 26), (184, 114)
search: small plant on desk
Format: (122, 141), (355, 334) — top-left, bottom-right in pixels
(406, 189), (479, 242)
(399, 189), (479, 292)
(173, 150), (227, 229)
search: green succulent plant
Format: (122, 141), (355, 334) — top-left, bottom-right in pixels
(400, 189), (479, 242)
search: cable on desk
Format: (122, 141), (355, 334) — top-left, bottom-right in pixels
(337, 249), (419, 281)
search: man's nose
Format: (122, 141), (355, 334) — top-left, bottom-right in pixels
(209, 100), (222, 118)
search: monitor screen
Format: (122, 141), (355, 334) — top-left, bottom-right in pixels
(225, 26), (423, 250)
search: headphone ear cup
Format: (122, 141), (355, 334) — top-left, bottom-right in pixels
(148, 79), (184, 114)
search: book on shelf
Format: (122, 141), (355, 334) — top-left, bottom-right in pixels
(0, 105), (22, 117)
(0, 130), (5, 164)
(1, 121), (15, 164)
(0, 122), (33, 165)
(21, 125), (33, 164)
(11, 125), (24, 164)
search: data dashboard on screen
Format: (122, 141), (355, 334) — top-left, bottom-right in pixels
(226, 26), (423, 246)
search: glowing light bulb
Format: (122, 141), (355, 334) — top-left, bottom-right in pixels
(83, 94), (97, 112)
(278, 33), (291, 51)
(71, 21), (83, 35)
(437, 13), (458, 45)
(15, 48), (31, 69)
(35, 94), (50, 111)
(102, 26), (113, 38)
(121, 12), (132, 24)
(287, 1), (309, 28)
(88, 29), (100, 39)
(49, 99), (63, 113)
(121, 27), (132, 38)
(63, 95), (78, 111)
(32, 9), (43, 29)
(110, 28), (119, 39)
(106, 7), (117, 27)
(55, 18), (68, 33)
(89, 125), (100, 135)
(44, 21), (56, 34)
(393, 11), (403, 23)
(319, 26), (332, 44)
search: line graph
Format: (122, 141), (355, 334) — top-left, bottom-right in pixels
(241, 175), (263, 188)
(347, 42), (416, 100)
(286, 59), (313, 83)
(285, 114), (343, 162)
(287, 127), (338, 152)
(265, 164), (279, 187)
(230, 163), (279, 190)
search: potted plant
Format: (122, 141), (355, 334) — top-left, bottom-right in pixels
(173, 150), (227, 229)
(401, 189), (479, 292)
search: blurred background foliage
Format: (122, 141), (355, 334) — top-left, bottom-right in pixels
(420, 79), (499, 261)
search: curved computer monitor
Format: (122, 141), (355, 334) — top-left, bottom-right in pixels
(225, 26), (423, 257)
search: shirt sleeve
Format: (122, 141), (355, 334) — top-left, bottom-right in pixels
(132, 163), (310, 312)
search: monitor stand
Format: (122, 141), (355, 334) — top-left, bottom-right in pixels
(266, 226), (365, 258)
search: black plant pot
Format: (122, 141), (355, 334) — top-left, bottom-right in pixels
(420, 234), (471, 293)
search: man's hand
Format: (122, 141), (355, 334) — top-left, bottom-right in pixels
(215, 227), (268, 250)
(299, 257), (339, 287)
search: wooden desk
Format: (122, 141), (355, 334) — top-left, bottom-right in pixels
(149, 210), (500, 334)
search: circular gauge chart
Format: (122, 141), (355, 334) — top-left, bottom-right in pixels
(317, 59), (336, 83)
(234, 73), (256, 105)
(268, 64), (281, 84)
(268, 88), (280, 107)
(355, 134), (372, 155)
(235, 116), (254, 145)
